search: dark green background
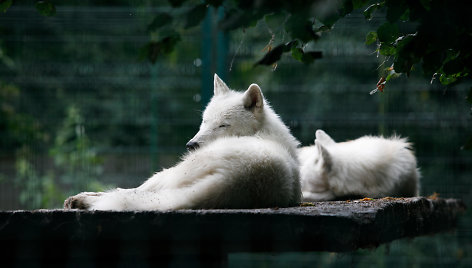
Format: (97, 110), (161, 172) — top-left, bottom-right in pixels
(0, 1), (470, 266)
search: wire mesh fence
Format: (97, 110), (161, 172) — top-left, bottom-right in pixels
(0, 2), (471, 267)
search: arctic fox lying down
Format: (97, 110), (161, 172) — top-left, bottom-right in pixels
(298, 130), (420, 201)
(64, 74), (301, 210)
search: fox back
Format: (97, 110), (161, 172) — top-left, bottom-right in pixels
(299, 129), (420, 201)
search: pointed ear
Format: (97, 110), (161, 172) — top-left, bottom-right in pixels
(214, 74), (230, 96)
(243, 84), (264, 110)
(315, 140), (332, 172)
(315, 129), (335, 145)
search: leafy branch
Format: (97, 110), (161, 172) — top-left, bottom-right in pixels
(5, 0), (469, 89)
(143, 0), (351, 66)
(145, 0), (471, 91)
(1, 0), (56, 16)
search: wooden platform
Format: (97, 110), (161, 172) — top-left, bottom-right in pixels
(0, 197), (466, 266)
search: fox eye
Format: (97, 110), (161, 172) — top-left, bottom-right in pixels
(218, 124), (230, 128)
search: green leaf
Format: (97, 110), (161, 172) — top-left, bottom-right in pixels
(147, 13), (173, 32)
(255, 41), (297, 66)
(365, 31), (378, 45)
(185, 4), (208, 29)
(422, 51), (446, 77)
(394, 35), (424, 74)
(285, 15), (318, 43)
(386, 0), (407, 23)
(159, 34), (181, 54)
(443, 49), (461, 63)
(377, 22), (399, 43)
(319, 13), (341, 28)
(144, 32), (181, 64)
(0, 0), (12, 13)
(364, 3), (383, 20)
(35, 1), (56, 17)
(399, 8), (410, 21)
(256, 45), (285, 66)
(352, 0), (370, 9)
(339, 0), (354, 16)
(419, 0), (431, 10)
(443, 58), (465, 75)
(315, 25), (331, 33)
(301, 51), (322, 64)
(408, 1), (429, 21)
(264, 12), (287, 31)
(290, 47), (322, 64)
(379, 43), (396, 56)
(284, 41), (298, 52)
(385, 68), (401, 81)
(393, 55), (413, 75)
(439, 72), (458, 85)
(219, 10), (261, 31)
(291, 47), (303, 62)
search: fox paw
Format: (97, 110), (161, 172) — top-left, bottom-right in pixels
(64, 192), (103, 209)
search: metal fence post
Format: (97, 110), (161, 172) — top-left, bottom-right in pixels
(200, 6), (228, 108)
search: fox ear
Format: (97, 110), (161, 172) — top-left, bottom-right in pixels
(315, 140), (332, 172)
(315, 129), (335, 145)
(214, 74), (230, 96)
(243, 84), (264, 110)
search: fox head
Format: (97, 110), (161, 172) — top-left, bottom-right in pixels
(300, 130), (336, 185)
(186, 74), (265, 150)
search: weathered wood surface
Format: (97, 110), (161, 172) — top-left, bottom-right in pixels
(0, 197), (466, 265)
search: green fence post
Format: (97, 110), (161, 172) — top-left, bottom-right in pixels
(216, 6), (228, 82)
(200, 6), (228, 108)
(201, 7), (213, 108)
(150, 63), (159, 172)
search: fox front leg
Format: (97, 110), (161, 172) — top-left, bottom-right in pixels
(64, 192), (104, 209)
(302, 191), (335, 202)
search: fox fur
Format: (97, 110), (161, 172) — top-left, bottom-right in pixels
(298, 129), (420, 201)
(64, 74), (301, 210)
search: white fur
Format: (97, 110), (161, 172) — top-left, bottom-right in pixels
(298, 129), (420, 201)
(64, 74), (301, 210)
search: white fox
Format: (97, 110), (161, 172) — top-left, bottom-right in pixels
(298, 129), (420, 201)
(64, 74), (301, 210)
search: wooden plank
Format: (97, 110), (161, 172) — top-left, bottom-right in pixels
(0, 197), (466, 266)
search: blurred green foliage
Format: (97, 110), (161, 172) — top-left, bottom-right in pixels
(6, 1), (471, 103)
(140, 0), (472, 93)
(35, 0), (56, 17)
(49, 106), (107, 193)
(0, 82), (44, 151)
(12, 105), (108, 209)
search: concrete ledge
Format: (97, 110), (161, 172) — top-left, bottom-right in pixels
(0, 197), (466, 266)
